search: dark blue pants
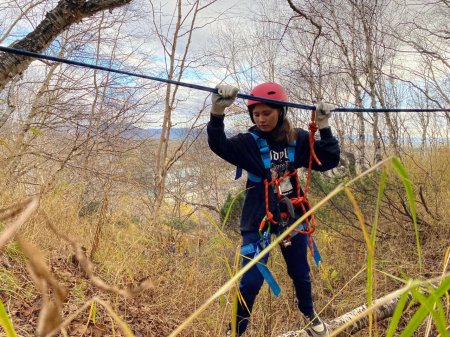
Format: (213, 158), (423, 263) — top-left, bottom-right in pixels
(235, 231), (313, 335)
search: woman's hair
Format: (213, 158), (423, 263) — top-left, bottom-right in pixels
(273, 117), (297, 143)
(248, 103), (296, 143)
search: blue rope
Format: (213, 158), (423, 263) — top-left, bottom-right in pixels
(1, 46), (448, 113)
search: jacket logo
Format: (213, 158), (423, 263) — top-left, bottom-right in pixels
(270, 149), (288, 161)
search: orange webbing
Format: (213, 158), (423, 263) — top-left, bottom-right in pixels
(261, 111), (322, 240)
(264, 179), (278, 225)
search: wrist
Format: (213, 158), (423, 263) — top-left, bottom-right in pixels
(317, 119), (330, 129)
(319, 127), (333, 139)
(209, 113), (225, 127)
(211, 107), (225, 116)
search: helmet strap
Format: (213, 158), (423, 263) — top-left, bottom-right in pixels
(276, 106), (288, 126)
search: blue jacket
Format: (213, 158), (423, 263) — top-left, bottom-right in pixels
(207, 114), (340, 232)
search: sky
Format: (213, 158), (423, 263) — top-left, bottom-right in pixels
(1, 0), (448, 134)
(111, 0), (265, 128)
(0, 0), (253, 127)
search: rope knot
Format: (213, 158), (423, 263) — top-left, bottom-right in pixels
(308, 121), (319, 133)
(266, 211), (277, 224)
(291, 197), (305, 206)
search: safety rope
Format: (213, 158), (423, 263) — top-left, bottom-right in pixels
(1, 46), (449, 113)
(258, 111), (320, 250)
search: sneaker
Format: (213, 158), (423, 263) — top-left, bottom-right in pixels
(306, 313), (329, 337)
(225, 325), (242, 337)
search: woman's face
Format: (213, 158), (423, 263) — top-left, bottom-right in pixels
(252, 104), (281, 132)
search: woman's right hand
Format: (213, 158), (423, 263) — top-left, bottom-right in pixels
(211, 84), (239, 116)
(315, 101), (334, 129)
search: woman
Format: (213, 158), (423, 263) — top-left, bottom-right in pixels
(207, 83), (339, 337)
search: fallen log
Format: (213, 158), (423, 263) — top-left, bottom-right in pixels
(278, 293), (412, 337)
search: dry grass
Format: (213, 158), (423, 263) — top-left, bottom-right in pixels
(0, 148), (449, 337)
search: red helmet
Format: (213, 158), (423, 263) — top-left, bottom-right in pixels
(247, 82), (289, 107)
(247, 83), (289, 124)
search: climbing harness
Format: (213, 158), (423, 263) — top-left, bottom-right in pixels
(240, 231), (281, 297)
(1, 46), (448, 113)
(238, 111), (323, 296)
(254, 111), (321, 252)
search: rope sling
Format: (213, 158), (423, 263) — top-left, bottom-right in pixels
(258, 110), (320, 252)
(240, 111), (323, 297)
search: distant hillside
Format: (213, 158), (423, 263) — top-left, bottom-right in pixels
(125, 126), (239, 140)
(125, 127), (204, 140)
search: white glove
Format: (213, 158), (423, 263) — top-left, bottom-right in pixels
(315, 101), (334, 129)
(211, 84), (239, 116)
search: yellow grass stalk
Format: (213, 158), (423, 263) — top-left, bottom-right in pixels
(344, 187), (375, 336)
(168, 158), (392, 336)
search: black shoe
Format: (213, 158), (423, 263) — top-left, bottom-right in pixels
(306, 313), (329, 337)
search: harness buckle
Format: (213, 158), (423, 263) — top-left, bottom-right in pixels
(257, 239), (267, 251)
(279, 215), (293, 248)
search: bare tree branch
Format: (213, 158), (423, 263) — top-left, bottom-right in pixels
(0, 0), (133, 91)
(286, 0), (322, 59)
(0, 0), (47, 44)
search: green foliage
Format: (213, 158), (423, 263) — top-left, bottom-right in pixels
(386, 291), (412, 337)
(391, 157), (422, 271)
(2, 243), (26, 267)
(394, 276), (450, 337)
(0, 298), (17, 337)
(320, 264), (339, 292)
(71, 281), (88, 301)
(219, 192), (244, 232)
(309, 170), (351, 221)
(310, 170), (345, 194)
(30, 127), (42, 136)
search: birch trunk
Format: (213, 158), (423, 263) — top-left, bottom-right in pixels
(151, 0), (203, 219)
(351, 3), (366, 171)
(0, 0), (132, 91)
(329, 1), (367, 172)
(278, 293), (412, 337)
(359, 3), (383, 164)
(152, 0), (182, 218)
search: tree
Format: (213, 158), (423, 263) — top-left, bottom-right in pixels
(0, 0), (158, 220)
(0, 0), (133, 91)
(147, 0), (221, 219)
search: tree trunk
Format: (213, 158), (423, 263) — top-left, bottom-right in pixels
(359, 7), (382, 164)
(277, 293), (412, 337)
(0, 0), (132, 91)
(152, 0), (183, 218)
(3, 60), (59, 188)
(151, 0), (205, 219)
(329, 1), (367, 172)
(376, 75), (400, 156)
